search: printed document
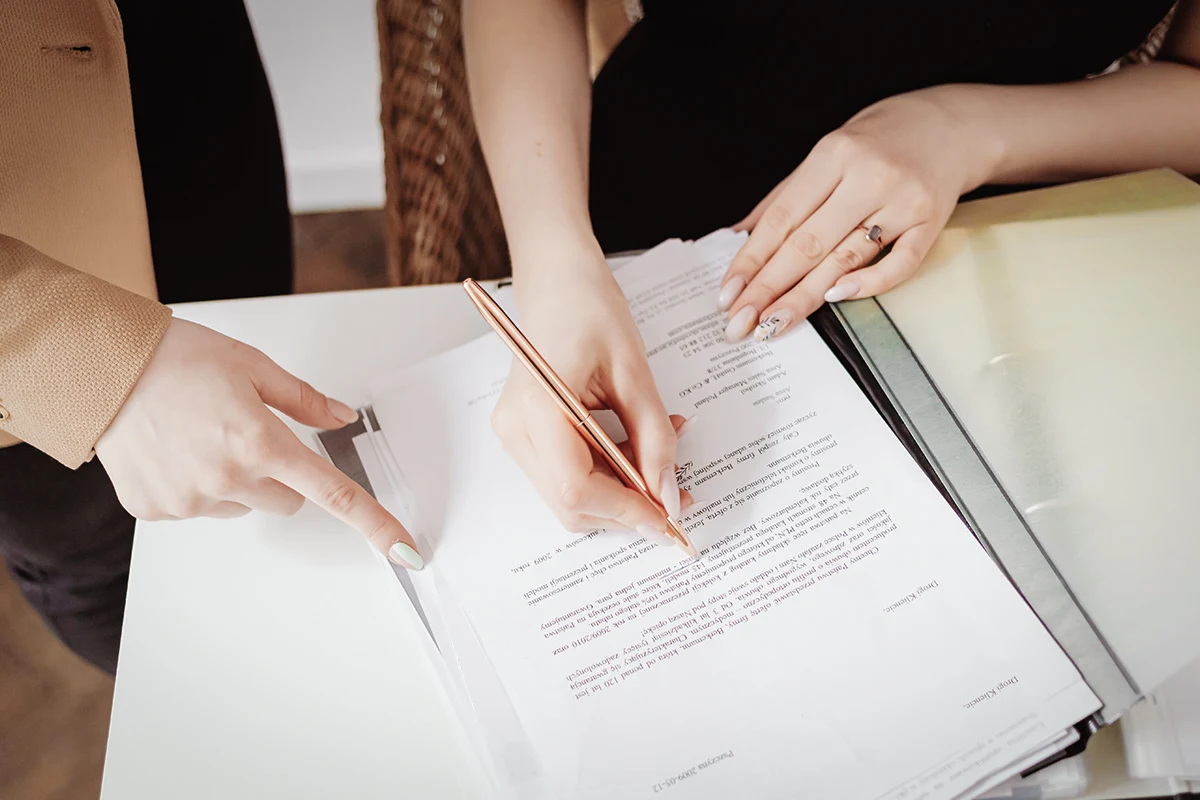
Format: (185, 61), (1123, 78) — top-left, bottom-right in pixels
(369, 233), (1100, 799)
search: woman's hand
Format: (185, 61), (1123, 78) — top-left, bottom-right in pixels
(720, 85), (1004, 341)
(491, 248), (686, 542)
(96, 318), (423, 569)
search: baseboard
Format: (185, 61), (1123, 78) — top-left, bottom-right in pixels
(287, 158), (386, 213)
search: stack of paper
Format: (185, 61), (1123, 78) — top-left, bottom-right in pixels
(361, 232), (1101, 799)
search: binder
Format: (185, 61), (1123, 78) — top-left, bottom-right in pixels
(317, 169), (1200, 784)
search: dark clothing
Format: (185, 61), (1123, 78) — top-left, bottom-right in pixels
(0, 445), (133, 674)
(119, 0), (293, 304)
(0, 0), (292, 673)
(589, 1), (1177, 252)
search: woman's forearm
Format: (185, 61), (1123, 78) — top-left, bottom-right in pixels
(968, 5), (1200, 187)
(462, 0), (599, 273)
(975, 64), (1200, 187)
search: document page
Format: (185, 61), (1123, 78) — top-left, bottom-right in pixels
(371, 235), (1099, 799)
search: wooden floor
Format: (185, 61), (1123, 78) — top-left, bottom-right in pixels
(0, 210), (388, 800)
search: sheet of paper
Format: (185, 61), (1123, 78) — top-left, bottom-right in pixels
(370, 236), (1099, 799)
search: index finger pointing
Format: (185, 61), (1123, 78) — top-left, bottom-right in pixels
(272, 439), (423, 570)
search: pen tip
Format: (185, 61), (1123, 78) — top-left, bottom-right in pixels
(666, 517), (698, 558)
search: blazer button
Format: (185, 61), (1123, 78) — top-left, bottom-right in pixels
(0, 405), (8, 421)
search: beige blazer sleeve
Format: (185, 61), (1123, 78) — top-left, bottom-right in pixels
(0, 234), (172, 468)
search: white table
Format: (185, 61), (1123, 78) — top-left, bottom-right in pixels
(100, 285), (1183, 800)
(101, 285), (497, 799)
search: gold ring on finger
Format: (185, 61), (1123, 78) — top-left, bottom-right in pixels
(859, 224), (885, 250)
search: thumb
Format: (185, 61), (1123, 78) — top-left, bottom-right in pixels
(609, 364), (680, 519)
(248, 351), (359, 429)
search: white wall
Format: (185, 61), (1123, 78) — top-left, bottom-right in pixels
(245, 0), (386, 213)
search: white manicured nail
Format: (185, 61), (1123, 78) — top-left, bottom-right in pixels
(824, 283), (858, 304)
(724, 306), (758, 342)
(674, 414), (698, 439)
(754, 309), (794, 342)
(389, 542), (424, 570)
(717, 277), (746, 312)
(328, 398), (359, 425)
(659, 466), (681, 518)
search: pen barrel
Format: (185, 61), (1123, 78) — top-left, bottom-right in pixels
(462, 278), (694, 556)
(576, 417), (697, 556)
(574, 415), (654, 501)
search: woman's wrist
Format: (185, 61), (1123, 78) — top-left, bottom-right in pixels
(511, 234), (611, 308)
(509, 222), (601, 270)
(926, 84), (1011, 193)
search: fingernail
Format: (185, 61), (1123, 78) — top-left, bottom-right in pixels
(659, 466), (681, 518)
(675, 414), (698, 438)
(328, 398), (359, 425)
(388, 542), (424, 570)
(724, 306), (758, 342)
(753, 309), (794, 342)
(824, 282), (858, 304)
(637, 524), (672, 547)
(717, 276), (746, 312)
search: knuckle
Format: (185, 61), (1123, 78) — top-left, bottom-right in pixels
(297, 379), (321, 411)
(322, 480), (360, 515)
(490, 406), (511, 438)
(234, 421), (277, 466)
(750, 275), (791, 303)
(818, 130), (856, 159)
(559, 480), (589, 513)
(787, 230), (824, 260)
(173, 496), (207, 519)
(363, 515), (393, 546)
(829, 247), (863, 273)
(608, 495), (636, 526)
(281, 494), (306, 517)
(730, 249), (762, 275)
(231, 339), (265, 365)
(206, 462), (244, 497)
(764, 203), (792, 232)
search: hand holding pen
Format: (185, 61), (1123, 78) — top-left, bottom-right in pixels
(465, 274), (696, 556)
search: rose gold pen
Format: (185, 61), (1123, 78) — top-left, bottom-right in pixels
(462, 279), (697, 558)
